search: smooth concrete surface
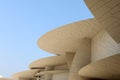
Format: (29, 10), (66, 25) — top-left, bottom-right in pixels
(44, 66), (54, 80)
(29, 56), (67, 69)
(0, 78), (12, 80)
(91, 30), (120, 62)
(79, 54), (120, 79)
(54, 64), (68, 70)
(44, 74), (52, 80)
(65, 52), (75, 68)
(12, 69), (39, 79)
(85, 0), (120, 43)
(69, 38), (91, 80)
(38, 19), (102, 55)
(52, 73), (68, 80)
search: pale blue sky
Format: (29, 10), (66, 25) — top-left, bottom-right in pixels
(0, 0), (93, 77)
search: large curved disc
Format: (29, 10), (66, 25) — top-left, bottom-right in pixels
(79, 54), (120, 79)
(85, 0), (120, 43)
(29, 56), (67, 69)
(38, 19), (102, 55)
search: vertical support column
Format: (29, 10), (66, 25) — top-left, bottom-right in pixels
(69, 38), (91, 80)
(44, 66), (54, 80)
(65, 52), (75, 69)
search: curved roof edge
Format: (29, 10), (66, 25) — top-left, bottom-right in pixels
(37, 18), (102, 55)
(35, 70), (69, 76)
(12, 69), (39, 79)
(79, 54), (120, 79)
(29, 55), (67, 69)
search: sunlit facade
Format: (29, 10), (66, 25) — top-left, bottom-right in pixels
(2, 0), (120, 80)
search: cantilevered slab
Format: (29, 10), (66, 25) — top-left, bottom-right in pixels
(35, 70), (69, 76)
(12, 69), (39, 79)
(38, 19), (102, 55)
(29, 56), (67, 69)
(85, 0), (120, 43)
(79, 54), (120, 79)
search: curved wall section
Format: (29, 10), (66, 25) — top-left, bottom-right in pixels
(79, 54), (120, 79)
(85, 0), (120, 43)
(91, 30), (120, 62)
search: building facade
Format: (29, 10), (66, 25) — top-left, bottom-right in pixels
(3, 0), (120, 80)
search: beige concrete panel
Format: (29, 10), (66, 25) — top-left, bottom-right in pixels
(85, 0), (120, 43)
(91, 30), (120, 62)
(54, 64), (68, 70)
(69, 38), (91, 80)
(52, 73), (68, 80)
(0, 78), (12, 80)
(38, 19), (102, 55)
(18, 77), (31, 80)
(65, 52), (75, 68)
(29, 56), (67, 69)
(44, 74), (52, 80)
(44, 66), (54, 80)
(12, 69), (39, 79)
(79, 54), (120, 79)
(69, 73), (91, 80)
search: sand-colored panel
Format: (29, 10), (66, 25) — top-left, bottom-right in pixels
(54, 64), (68, 70)
(65, 52), (75, 68)
(85, 0), (120, 43)
(69, 38), (91, 80)
(79, 54), (120, 79)
(91, 30), (120, 62)
(12, 69), (39, 79)
(0, 78), (12, 80)
(52, 73), (68, 80)
(29, 56), (67, 69)
(38, 19), (102, 55)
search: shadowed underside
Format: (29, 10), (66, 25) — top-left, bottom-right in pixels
(35, 70), (69, 76)
(79, 54), (120, 79)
